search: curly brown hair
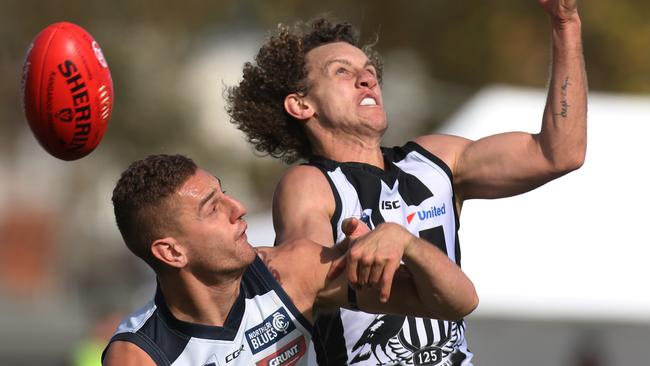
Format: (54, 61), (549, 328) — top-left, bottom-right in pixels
(112, 154), (197, 269)
(226, 17), (383, 164)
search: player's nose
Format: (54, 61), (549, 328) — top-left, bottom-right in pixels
(224, 194), (247, 222)
(356, 69), (377, 89)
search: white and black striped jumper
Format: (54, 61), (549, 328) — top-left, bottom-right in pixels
(308, 141), (473, 366)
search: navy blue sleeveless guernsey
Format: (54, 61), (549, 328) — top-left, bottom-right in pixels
(102, 256), (314, 366)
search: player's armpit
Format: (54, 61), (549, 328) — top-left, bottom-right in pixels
(103, 341), (156, 366)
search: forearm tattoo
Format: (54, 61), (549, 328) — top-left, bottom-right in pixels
(556, 76), (570, 118)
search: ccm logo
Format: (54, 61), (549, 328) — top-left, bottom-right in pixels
(381, 200), (401, 210)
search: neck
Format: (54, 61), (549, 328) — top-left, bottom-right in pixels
(308, 127), (385, 169)
(157, 269), (244, 327)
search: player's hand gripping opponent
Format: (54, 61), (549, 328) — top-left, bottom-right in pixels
(329, 219), (416, 303)
(345, 221), (415, 303)
(329, 219), (478, 318)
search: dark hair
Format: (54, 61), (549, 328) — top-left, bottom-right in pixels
(226, 17), (383, 164)
(112, 154), (197, 268)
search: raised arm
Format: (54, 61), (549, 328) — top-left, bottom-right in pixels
(417, 0), (586, 203)
(272, 164), (336, 246)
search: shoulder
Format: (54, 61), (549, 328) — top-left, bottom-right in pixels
(272, 165), (337, 244)
(259, 239), (334, 267)
(103, 341), (156, 366)
(413, 134), (472, 172)
(274, 164), (332, 202)
(275, 164), (332, 195)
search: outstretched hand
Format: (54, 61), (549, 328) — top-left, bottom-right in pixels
(538, 0), (579, 25)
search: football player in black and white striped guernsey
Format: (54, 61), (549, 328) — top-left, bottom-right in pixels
(101, 154), (478, 366)
(227, 1), (586, 365)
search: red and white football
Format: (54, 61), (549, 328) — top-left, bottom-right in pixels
(22, 22), (113, 161)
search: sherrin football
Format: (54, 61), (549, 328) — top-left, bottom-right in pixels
(22, 22), (113, 161)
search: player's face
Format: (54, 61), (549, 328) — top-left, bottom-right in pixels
(173, 169), (256, 275)
(303, 42), (387, 138)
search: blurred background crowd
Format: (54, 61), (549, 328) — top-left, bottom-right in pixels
(1, 0), (649, 365)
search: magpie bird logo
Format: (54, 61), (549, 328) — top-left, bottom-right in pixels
(350, 316), (461, 365)
(350, 314), (405, 364)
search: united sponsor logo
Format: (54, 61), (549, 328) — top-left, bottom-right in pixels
(256, 337), (306, 366)
(245, 308), (296, 354)
(407, 203), (446, 224)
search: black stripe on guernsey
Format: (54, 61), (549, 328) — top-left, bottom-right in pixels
(337, 164), (386, 228)
(407, 317), (420, 349)
(419, 225), (447, 255)
(437, 319), (448, 345)
(423, 318), (435, 347)
(247, 255), (313, 333)
(401, 141), (460, 231)
(313, 310), (348, 365)
(401, 141), (463, 265)
(383, 145), (438, 207)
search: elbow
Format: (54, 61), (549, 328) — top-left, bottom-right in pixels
(539, 131), (587, 175)
(436, 285), (479, 321)
(562, 146), (586, 172)
(454, 287), (479, 320)
(549, 145), (586, 176)
(462, 291), (480, 318)
(554, 153), (585, 175)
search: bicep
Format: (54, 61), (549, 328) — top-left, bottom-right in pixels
(272, 166), (336, 246)
(416, 132), (560, 201)
(103, 341), (156, 366)
(454, 131), (561, 199)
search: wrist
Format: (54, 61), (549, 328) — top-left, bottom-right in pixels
(403, 233), (419, 259)
(551, 17), (583, 51)
(551, 14), (582, 34)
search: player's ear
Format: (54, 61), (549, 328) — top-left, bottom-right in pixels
(151, 237), (187, 268)
(284, 93), (314, 121)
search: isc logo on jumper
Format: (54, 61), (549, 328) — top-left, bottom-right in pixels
(256, 337), (306, 366)
(406, 203), (446, 224)
(246, 308), (296, 354)
(381, 200), (400, 210)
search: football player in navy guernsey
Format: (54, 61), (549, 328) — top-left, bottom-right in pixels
(227, 0), (586, 365)
(101, 154), (478, 366)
